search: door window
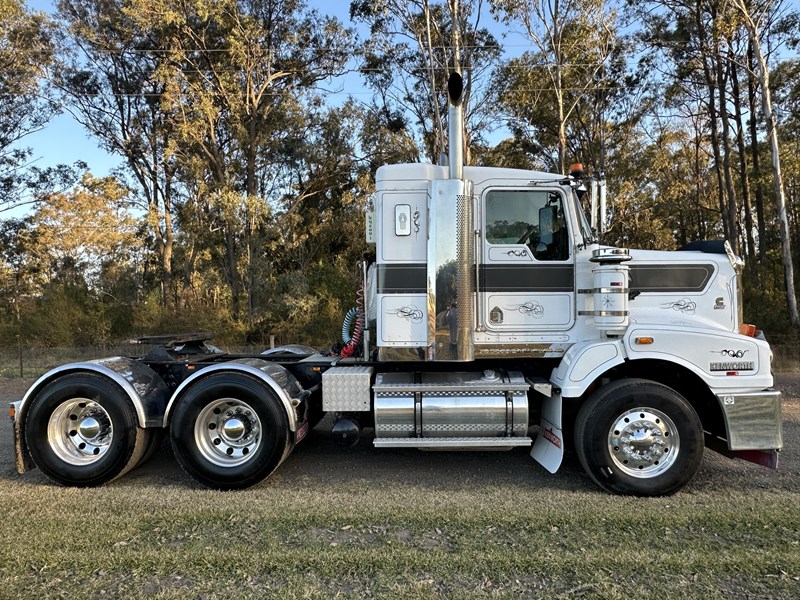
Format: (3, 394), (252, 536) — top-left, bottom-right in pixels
(485, 190), (569, 261)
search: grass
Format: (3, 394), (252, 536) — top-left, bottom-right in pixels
(1, 377), (799, 598)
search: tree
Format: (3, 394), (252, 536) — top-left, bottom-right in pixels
(133, 0), (354, 319)
(351, 0), (501, 164)
(492, 0), (617, 174)
(26, 173), (140, 288)
(728, 0), (798, 326)
(57, 0), (179, 306)
(0, 0), (55, 211)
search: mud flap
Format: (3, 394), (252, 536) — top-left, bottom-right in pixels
(530, 390), (564, 473)
(531, 417), (564, 473)
(11, 403), (34, 474)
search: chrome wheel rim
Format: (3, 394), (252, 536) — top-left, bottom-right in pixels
(608, 407), (679, 478)
(47, 398), (113, 466)
(195, 398), (261, 467)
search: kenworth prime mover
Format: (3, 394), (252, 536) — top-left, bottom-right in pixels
(10, 74), (782, 496)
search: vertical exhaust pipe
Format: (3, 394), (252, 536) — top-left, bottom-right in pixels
(448, 72), (464, 181)
(452, 72), (473, 361)
(428, 72), (474, 361)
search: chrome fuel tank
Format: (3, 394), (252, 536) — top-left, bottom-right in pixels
(373, 371), (529, 439)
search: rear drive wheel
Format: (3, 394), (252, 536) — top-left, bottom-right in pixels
(169, 373), (291, 489)
(24, 373), (146, 486)
(574, 379), (703, 496)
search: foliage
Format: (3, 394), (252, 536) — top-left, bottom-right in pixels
(2, 0), (800, 344)
(351, 0), (501, 164)
(0, 0), (55, 212)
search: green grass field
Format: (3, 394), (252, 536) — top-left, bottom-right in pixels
(1, 376), (798, 599)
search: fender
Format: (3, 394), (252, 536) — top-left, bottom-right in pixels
(550, 340), (628, 398)
(623, 326), (774, 392)
(163, 358), (303, 431)
(17, 357), (170, 429)
(13, 358), (170, 474)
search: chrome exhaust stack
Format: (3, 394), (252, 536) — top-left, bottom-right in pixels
(425, 72), (474, 362)
(447, 72), (464, 180)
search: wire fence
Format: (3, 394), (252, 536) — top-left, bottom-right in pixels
(2, 336), (798, 379)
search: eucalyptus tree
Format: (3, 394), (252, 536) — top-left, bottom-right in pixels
(635, 0), (798, 324)
(351, 0), (501, 165)
(728, 0), (798, 326)
(491, 0), (618, 175)
(26, 173), (139, 288)
(131, 0), (354, 320)
(0, 0), (55, 212)
(57, 0), (179, 306)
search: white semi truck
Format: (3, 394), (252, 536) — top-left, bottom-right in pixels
(10, 74), (782, 496)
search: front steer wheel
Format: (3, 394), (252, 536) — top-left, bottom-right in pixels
(24, 373), (149, 487)
(574, 379), (704, 496)
(169, 373), (292, 490)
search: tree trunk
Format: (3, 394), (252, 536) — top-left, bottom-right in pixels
(717, 53), (739, 254)
(696, 6), (728, 242)
(736, 3), (799, 326)
(730, 59), (756, 261)
(747, 42), (767, 262)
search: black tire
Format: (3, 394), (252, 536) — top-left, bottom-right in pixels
(24, 373), (146, 487)
(139, 427), (166, 465)
(169, 373), (291, 490)
(574, 378), (704, 496)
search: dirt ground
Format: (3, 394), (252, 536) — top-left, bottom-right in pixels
(1, 373), (798, 494)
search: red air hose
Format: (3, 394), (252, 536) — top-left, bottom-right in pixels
(340, 280), (366, 358)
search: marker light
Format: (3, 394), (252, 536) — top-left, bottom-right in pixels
(739, 324), (758, 337)
(634, 337), (654, 345)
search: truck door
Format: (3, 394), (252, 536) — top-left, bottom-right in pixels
(480, 188), (575, 333)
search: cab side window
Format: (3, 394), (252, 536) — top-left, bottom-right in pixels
(485, 190), (569, 261)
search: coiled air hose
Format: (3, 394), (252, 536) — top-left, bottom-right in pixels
(340, 278), (366, 358)
(340, 308), (364, 358)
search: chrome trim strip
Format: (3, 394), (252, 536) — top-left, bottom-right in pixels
(578, 310), (630, 317)
(374, 383), (531, 393)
